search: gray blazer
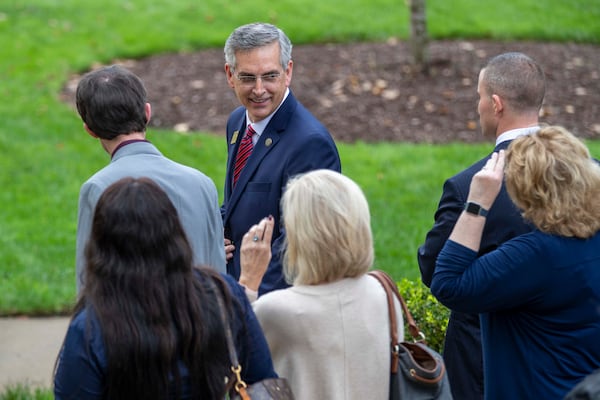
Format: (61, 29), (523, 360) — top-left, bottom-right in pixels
(75, 141), (225, 291)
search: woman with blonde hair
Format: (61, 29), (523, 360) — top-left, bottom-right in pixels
(431, 125), (600, 400)
(239, 169), (404, 400)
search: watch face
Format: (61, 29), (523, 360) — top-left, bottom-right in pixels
(465, 202), (488, 216)
(465, 202), (481, 214)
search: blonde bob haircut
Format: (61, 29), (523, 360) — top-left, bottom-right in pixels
(281, 169), (374, 286)
(505, 125), (600, 238)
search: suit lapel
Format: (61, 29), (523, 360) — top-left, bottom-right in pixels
(225, 130), (281, 221)
(223, 93), (298, 223)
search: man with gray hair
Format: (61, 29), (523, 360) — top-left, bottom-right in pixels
(418, 52), (546, 399)
(221, 22), (341, 297)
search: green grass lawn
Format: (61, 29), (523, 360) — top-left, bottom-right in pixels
(0, 384), (53, 400)
(1, 0), (599, 316)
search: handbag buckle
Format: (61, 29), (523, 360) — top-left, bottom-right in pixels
(231, 364), (248, 391)
(413, 331), (426, 343)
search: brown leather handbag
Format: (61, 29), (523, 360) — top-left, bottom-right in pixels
(369, 270), (453, 400)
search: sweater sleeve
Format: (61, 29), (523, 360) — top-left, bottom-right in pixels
(431, 235), (548, 313)
(54, 310), (105, 400)
(223, 274), (277, 384)
(430, 240), (478, 311)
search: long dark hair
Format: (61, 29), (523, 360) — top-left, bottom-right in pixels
(75, 177), (233, 399)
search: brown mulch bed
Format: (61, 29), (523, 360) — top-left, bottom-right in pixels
(62, 39), (600, 144)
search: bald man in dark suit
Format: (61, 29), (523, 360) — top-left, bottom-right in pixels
(418, 52), (545, 399)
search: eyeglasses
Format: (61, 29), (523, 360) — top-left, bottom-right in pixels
(235, 72), (281, 86)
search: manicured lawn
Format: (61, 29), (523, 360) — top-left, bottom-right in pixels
(1, 0), (599, 396)
(1, 0), (599, 315)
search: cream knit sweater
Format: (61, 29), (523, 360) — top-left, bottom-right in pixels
(253, 274), (405, 400)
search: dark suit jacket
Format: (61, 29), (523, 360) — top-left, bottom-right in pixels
(417, 140), (533, 400)
(222, 91), (341, 295)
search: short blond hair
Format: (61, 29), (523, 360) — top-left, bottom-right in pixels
(281, 169), (374, 285)
(506, 125), (600, 238)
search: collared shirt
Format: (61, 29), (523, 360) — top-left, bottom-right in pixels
(245, 88), (290, 145)
(496, 126), (540, 146)
(110, 139), (149, 159)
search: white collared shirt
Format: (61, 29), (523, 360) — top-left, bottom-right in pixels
(245, 88), (290, 145)
(496, 126), (540, 146)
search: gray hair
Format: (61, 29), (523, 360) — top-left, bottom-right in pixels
(224, 22), (292, 71)
(482, 52), (546, 113)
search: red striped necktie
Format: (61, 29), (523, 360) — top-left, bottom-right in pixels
(233, 124), (256, 186)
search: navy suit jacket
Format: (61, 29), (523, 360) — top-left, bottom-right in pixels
(417, 140), (533, 400)
(222, 92), (341, 295)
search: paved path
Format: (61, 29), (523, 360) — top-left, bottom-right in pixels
(0, 316), (70, 391)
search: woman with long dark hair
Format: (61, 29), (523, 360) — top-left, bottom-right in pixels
(54, 177), (276, 399)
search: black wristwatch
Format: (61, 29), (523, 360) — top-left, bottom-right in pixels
(464, 201), (489, 217)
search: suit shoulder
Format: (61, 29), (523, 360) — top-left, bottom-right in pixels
(226, 106), (246, 125)
(169, 159), (212, 178)
(160, 156), (215, 184)
(446, 155), (490, 185)
(286, 112), (335, 148)
(293, 102), (328, 129)
(80, 167), (113, 196)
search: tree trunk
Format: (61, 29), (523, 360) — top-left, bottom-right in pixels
(407, 0), (429, 72)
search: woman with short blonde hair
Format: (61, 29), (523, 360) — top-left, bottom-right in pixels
(239, 169), (403, 400)
(282, 169), (374, 285)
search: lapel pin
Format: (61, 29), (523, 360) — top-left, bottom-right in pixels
(230, 131), (239, 144)
(265, 138), (273, 147)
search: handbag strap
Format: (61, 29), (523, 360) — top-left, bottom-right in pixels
(213, 279), (251, 399)
(369, 270), (422, 339)
(368, 270), (426, 373)
(369, 270), (400, 374)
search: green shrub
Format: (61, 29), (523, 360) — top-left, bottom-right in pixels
(398, 279), (449, 353)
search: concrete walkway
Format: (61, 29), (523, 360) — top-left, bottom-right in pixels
(0, 316), (70, 391)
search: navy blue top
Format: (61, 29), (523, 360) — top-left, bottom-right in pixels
(432, 231), (600, 400)
(54, 274), (276, 399)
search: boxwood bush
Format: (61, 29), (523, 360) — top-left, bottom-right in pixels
(398, 278), (450, 353)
